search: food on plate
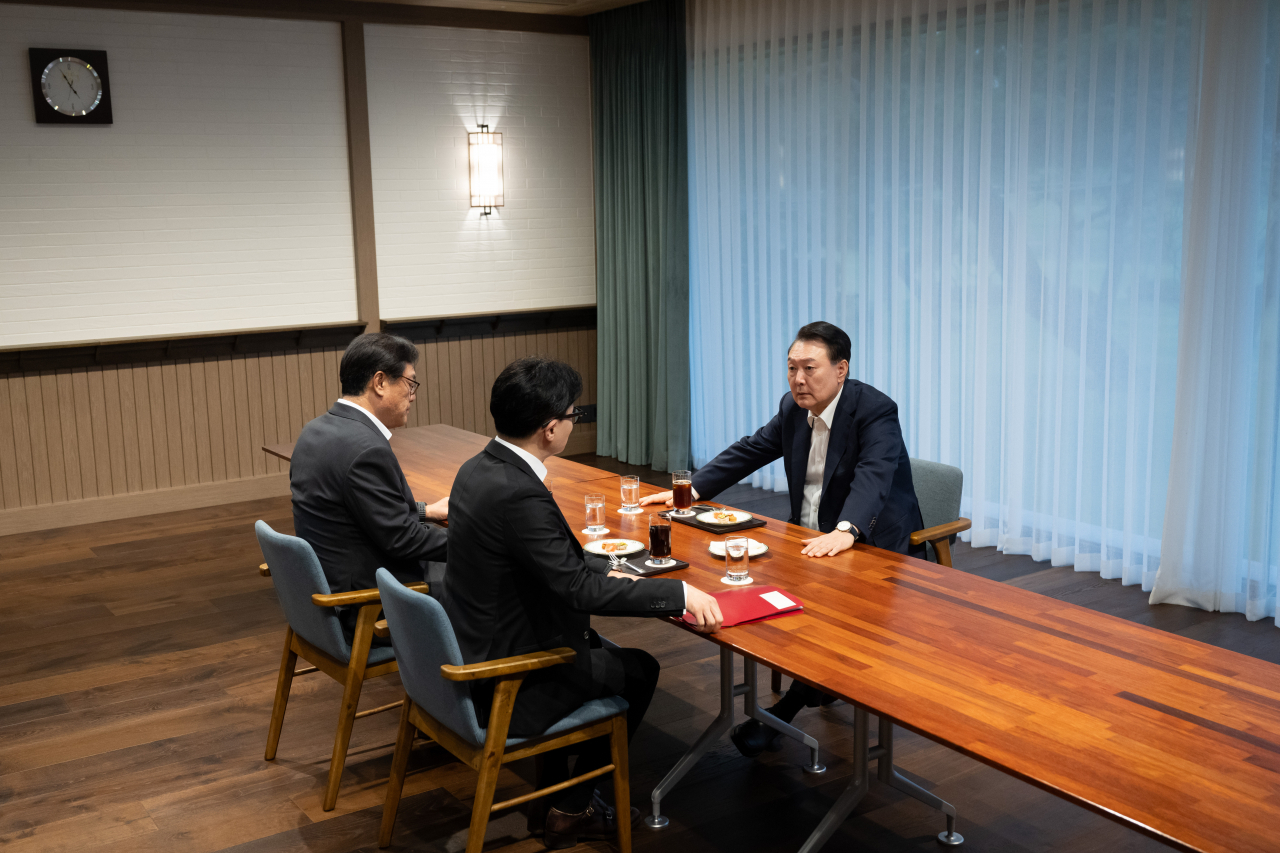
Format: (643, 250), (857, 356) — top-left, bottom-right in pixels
(713, 511), (737, 523)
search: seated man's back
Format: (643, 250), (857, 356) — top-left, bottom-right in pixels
(289, 333), (447, 637)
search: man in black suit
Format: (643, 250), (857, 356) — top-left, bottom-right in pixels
(442, 356), (723, 848)
(641, 321), (925, 757)
(290, 333), (448, 638)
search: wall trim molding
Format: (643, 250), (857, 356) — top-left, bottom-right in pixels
(0, 324), (365, 374)
(384, 306), (597, 341)
(0, 473), (290, 537)
(0, 0), (590, 34)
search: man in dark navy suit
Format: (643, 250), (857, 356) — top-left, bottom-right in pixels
(290, 333), (448, 639)
(641, 321), (925, 757)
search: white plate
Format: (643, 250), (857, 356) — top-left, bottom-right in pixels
(707, 538), (769, 557)
(696, 509), (754, 526)
(584, 538), (646, 557)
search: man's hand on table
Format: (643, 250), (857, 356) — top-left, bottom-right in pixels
(800, 529), (856, 557)
(638, 487), (700, 508)
(422, 496), (449, 522)
(683, 585), (723, 633)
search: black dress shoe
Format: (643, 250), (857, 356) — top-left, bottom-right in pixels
(730, 719), (783, 758)
(543, 800), (638, 849)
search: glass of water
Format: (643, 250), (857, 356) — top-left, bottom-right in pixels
(619, 475), (642, 513)
(724, 536), (750, 584)
(584, 493), (608, 535)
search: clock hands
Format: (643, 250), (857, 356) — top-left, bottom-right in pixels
(60, 69), (82, 101)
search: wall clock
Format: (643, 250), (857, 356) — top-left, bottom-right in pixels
(29, 48), (113, 124)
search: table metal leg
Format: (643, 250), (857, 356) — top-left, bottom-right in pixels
(646, 646), (738, 828)
(648, 649), (828, 828)
(796, 707), (869, 853)
(874, 717), (964, 846)
(744, 659), (825, 773)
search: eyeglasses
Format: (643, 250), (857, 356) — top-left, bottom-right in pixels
(541, 406), (586, 428)
(398, 375), (421, 394)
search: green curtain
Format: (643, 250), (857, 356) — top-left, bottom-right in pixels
(590, 0), (690, 471)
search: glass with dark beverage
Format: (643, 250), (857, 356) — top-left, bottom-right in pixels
(671, 469), (694, 517)
(648, 514), (673, 566)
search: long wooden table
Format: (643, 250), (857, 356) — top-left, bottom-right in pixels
(266, 426), (1280, 853)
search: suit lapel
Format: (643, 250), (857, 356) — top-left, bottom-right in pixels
(821, 382), (857, 494)
(788, 408), (810, 522)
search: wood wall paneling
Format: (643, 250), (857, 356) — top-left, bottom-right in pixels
(0, 326), (597, 533)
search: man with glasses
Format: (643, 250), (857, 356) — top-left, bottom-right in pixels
(442, 356), (723, 848)
(290, 333), (448, 640)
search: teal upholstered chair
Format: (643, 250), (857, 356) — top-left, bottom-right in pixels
(907, 458), (971, 567)
(373, 568), (632, 853)
(254, 520), (425, 811)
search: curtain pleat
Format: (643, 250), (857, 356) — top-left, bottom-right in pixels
(1150, 1), (1280, 623)
(591, 0), (690, 471)
(688, 0), (1196, 586)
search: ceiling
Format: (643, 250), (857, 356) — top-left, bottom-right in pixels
(346, 0), (647, 15)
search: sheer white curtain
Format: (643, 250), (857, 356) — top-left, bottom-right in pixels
(688, 0), (1197, 587)
(1150, 1), (1280, 622)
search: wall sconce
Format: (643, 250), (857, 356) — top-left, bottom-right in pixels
(469, 124), (503, 216)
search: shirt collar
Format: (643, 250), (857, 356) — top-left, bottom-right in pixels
(335, 398), (393, 441)
(806, 382), (845, 431)
(494, 436), (549, 483)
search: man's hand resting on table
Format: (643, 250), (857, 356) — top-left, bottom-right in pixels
(683, 585), (723, 633)
(638, 486), (701, 508)
(800, 529), (856, 557)
(422, 496), (449, 522)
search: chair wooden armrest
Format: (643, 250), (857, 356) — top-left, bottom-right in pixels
(440, 648), (576, 682)
(312, 582), (429, 608)
(259, 564), (271, 577)
(374, 619), (390, 639)
(909, 518), (972, 545)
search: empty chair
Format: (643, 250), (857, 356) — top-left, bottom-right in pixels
(255, 520), (425, 811)
(907, 458), (972, 567)
(374, 568), (631, 853)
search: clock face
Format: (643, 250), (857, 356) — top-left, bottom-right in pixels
(40, 56), (103, 117)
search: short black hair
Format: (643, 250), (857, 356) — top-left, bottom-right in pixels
(339, 333), (419, 396)
(490, 356), (583, 439)
(790, 321), (851, 365)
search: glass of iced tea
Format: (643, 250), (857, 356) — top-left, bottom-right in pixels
(619, 475), (642, 514)
(648, 514), (673, 566)
(671, 470), (694, 517)
(584, 493), (608, 535)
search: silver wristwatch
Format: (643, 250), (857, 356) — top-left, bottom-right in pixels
(836, 520), (853, 534)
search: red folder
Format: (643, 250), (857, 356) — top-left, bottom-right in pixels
(682, 585), (804, 627)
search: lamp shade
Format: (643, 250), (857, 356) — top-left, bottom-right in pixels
(468, 130), (503, 210)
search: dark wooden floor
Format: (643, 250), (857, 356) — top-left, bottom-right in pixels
(1, 456), (1276, 853)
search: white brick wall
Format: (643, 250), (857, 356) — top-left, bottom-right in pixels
(0, 5), (358, 348)
(365, 25), (596, 319)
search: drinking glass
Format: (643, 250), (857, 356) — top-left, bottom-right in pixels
(619, 475), (642, 514)
(648, 514), (673, 566)
(671, 470), (694, 517)
(723, 536), (750, 584)
(584, 493), (608, 535)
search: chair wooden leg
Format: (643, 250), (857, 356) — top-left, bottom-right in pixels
(609, 715), (631, 853)
(467, 678), (521, 853)
(265, 627), (298, 761)
(771, 668), (783, 694)
(323, 604), (378, 811)
(934, 537), (954, 569)
(379, 698), (416, 848)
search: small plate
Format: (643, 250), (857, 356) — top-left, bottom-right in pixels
(708, 538), (769, 557)
(696, 509), (754, 526)
(584, 538), (646, 557)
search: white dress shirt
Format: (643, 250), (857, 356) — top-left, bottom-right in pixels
(336, 398), (392, 441)
(800, 382), (845, 532)
(494, 436), (686, 610)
